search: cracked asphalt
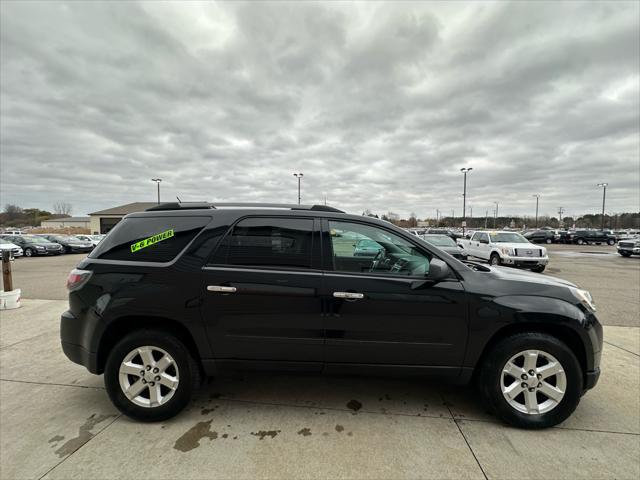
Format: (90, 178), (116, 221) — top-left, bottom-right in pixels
(0, 245), (638, 479)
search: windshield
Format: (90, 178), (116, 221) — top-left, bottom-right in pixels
(0, 239), (11, 245)
(422, 235), (456, 247)
(489, 232), (529, 243)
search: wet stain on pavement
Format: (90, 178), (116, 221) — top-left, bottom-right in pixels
(347, 399), (362, 412)
(297, 427), (312, 436)
(251, 430), (281, 440)
(53, 414), (114, 458)
(201, 405), (219, 415)
(48, 435), (65, 444)
(173, 420), (218, 452)
(335, 425), (344, 433)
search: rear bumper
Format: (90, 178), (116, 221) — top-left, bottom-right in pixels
(585, 367), (601, 390)
(61, 340), (99, 374)
(60, 309), (100, 374)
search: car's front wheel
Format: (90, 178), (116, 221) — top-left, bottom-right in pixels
(489, 253), (501, 266)
(478, 332), (582, 429)
(546, 238), (552, 244)
(576, 238), (585, 245)
(607, 239), (615, 246)
(24, 248), (33, 257)
(104, 329), (201, 422)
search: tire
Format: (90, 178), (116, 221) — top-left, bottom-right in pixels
(607, 239), (615, 246)
(489, 253), (501, 266)
(24, 248), (33, 257)
(545, 238), (552, 244)
(478, 332), (583, 429)
(104, 329), (201, 422)
(576, 238), (584, 245)
(531, 265), (546, 273)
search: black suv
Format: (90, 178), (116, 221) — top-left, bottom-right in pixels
(61, 203), (602, 429)
(569, 230), (616, 245)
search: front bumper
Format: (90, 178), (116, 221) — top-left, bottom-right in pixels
(500, 254), (549, 267)
(617, 246), (640, 254)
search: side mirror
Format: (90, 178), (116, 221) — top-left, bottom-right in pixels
(428, 258), (451, 282)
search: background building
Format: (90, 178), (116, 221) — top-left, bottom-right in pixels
(89, 202), (156, 233)
(40, 216), (91, 229)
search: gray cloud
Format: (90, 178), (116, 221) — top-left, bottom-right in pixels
(1, 0), (638, 220)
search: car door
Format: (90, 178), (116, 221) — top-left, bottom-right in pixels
(320, 219), (468, 372)
(200, 216), (324, 370)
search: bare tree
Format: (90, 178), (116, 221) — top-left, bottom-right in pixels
(53, 202), (72, 216)
(4, 204), (22, 219)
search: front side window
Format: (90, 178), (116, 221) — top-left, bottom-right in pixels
(329, 221), (430, 276)
(213, 217), (314, 269)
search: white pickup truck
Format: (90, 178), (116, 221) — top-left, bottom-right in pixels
(458, 231), (549, 272)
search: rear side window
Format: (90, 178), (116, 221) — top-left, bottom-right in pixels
(211, 217), (314, 269)
(90, 216), (209, 262)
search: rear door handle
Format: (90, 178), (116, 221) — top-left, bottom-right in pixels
(333, 291), (364, 300)
(207, 285), (237, 293)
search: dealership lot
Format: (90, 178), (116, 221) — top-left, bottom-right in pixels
(1, 245), (639, 479)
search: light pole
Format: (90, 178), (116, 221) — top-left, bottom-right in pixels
(293, 173), (304, 204)
(151, 178), (162, 204)
(532, 194), (540, 228)
(436, 209), (440, 227)
(597, 183), (608, 230)
(493, 201), (499, 228)
(460, 167), (472, 234)
(558, 206), (565, 228)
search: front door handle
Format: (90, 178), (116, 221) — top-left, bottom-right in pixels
(333, 291), (364, 300)
(207, 285), (237, 293)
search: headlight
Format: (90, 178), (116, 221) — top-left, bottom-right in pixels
(541, 247), (547, 255)
(500, 247), (513, 255)
(570, 287), (596, 312)
(35, 246), (45, 250)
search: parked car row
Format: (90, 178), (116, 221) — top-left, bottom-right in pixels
(0, 234), (104, 257)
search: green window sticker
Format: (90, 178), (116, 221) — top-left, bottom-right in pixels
(130, 229), (174, 253)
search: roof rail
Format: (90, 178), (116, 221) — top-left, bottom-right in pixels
(146, 202), (345, 213)
(145, 202), (214, 211)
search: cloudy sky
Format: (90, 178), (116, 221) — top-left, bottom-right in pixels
(1, 1), (638, 219)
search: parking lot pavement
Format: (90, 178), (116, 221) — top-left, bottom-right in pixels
(9, 254), (81, 301)
(1, 300), (639, 479)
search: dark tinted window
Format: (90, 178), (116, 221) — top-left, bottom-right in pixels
(90, 216), (209, 262)
(212, 217), (314, 269)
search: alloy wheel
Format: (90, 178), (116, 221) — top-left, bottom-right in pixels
(500, 349), (566, 415)
(118, 346), (179, 408)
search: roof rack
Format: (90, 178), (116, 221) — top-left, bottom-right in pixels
(145, 202), (345, 213)
(145, 202), (213, 211)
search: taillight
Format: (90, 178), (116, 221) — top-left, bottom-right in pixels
(66, 268), (92, 292)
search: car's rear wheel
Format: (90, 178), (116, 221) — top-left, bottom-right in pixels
(607, 239), (615, 246)
(104, 329), (201, 422)
(478, 332), (582, 429)
(489, 253), (501, 266)
(545, 238), (552, 244)
(576, 238), (585, 245)
(24, 248), (33, 257)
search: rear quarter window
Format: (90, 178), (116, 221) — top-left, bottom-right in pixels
(90, 216), (210, 262)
